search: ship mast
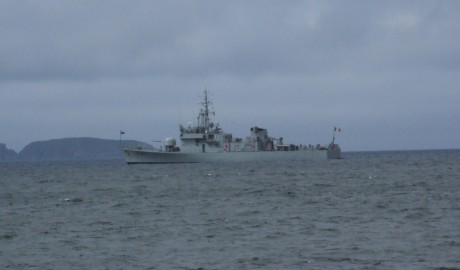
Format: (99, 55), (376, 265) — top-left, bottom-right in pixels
(197, 89), (214, 132)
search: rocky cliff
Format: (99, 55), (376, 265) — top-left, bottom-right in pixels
(0, 143), (18, 161)
(9, 138), (152, 161)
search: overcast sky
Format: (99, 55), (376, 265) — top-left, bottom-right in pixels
(1, 0), (459, 152)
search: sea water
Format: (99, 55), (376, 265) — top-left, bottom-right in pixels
(1, 150), (459, 270)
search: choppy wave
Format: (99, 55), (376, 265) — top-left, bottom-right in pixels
(1, 150), (460, 269)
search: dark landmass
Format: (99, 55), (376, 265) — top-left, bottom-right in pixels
(0, 143), (18, 161)
(0, 138), (152, 162)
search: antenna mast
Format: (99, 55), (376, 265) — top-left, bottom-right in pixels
(197, 89), (214, 132)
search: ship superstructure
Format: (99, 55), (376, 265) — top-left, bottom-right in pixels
(122, 90), (341, 164)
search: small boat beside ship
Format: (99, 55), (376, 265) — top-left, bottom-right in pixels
(122, 90), (341, 164)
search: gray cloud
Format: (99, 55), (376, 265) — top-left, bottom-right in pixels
(1, 0), (459, 151)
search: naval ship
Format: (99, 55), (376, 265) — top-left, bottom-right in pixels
(122, 90), (341, 164)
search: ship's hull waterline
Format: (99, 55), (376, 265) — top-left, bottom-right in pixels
(123, 147), (341, 164)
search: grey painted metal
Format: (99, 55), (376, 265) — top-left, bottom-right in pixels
(122, 90), (341, 164)
(123, 147), (341, 164)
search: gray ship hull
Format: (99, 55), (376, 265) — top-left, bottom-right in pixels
(123, 148), (341, 164)
(121, 90), (342, 164)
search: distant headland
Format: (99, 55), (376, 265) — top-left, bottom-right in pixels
(0, 138), (152, 162)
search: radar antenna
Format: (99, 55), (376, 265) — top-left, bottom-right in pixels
(198, 89), (214, 132)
